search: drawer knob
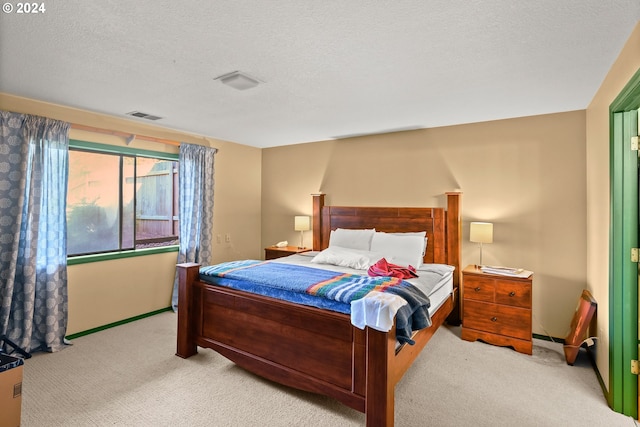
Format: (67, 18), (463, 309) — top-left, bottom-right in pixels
(509, 291), (516, 297)
(474, 287), (481, 292)
(491, 317), (498, 322)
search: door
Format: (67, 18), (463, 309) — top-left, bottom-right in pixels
(610, 95), (639, 418)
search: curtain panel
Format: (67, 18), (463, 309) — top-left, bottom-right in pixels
(0, 110), (70, 354)
(172, 143), (217, 310)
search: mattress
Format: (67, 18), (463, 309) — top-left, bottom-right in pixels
(274, 251), (454, 315)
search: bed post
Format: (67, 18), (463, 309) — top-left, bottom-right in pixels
(365, 327), (395, 427)
(176, 262), (199, 358)
(312, 193), (325, 251)
(445, 191), (462, 287)
(445, 191), (462, 325)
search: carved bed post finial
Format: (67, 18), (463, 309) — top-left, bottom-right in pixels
(312, 193), (325, 251)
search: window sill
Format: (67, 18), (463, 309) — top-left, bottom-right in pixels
(67, 245), (179, 265)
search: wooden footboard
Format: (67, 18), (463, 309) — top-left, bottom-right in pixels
(176, 263), (454, 426)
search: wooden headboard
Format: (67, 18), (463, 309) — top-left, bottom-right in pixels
(311, 192), (462, 289)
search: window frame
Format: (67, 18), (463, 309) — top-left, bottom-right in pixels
(67, 139), (179, 265)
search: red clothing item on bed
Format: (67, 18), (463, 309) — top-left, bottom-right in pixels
(368, 258), (418, 279)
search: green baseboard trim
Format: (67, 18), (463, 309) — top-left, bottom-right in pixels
(65, 307), (173, 340)
(533, 333), (565, 344)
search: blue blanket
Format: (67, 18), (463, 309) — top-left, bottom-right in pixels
(199, 260), (431, 344)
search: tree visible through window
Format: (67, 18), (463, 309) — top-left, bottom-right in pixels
(67, 144), (179, 256)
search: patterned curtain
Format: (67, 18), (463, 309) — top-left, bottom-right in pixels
(0, 110), (70, 354)
(172, 143), (217, 310)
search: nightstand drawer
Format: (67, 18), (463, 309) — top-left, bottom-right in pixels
(463, 276), (494, 303)
(463, 300), (531, 340)
(494, 280), (531, 308)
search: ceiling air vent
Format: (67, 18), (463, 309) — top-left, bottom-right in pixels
(126, 111), (163, 121)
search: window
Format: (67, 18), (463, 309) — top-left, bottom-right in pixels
(67, 140), (179, 257)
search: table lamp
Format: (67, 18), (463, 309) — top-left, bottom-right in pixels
(470, 222), (493, 266)
(294, 216), (310, 249)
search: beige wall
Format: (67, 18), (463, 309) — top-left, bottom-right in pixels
(0, 93), (263, 334)
(586, 22), (640, 391)
(263, 110), (587, 339)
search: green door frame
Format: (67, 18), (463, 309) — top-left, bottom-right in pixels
(609, 67), (640, 417)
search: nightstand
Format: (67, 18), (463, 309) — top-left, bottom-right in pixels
(264, 246), (311, 260)
(461, 265), (533, 355)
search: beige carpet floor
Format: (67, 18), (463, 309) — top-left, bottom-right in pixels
(19, 312), (637, 426)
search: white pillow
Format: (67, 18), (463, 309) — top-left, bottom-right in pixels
(370, 232), (426, 268)
(311, 247), (383, 270)
(390, 231), (427, 256)
(328, 228), (376, 251)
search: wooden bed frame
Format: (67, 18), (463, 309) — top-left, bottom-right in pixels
(176, 192), (461, 427)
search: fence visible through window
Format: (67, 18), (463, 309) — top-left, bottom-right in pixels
(67, 146), (179, 256)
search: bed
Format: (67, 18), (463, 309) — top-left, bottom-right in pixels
(176, 192), (462, 427)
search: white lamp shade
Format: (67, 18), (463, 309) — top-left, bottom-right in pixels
(470, 222), (493, 244)
(294, 216), (310, 231)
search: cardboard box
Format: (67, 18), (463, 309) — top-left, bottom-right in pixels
(0, 354), (23, 427)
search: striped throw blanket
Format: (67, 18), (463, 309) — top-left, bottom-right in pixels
(199, 260), (431, 344)
(201, 260), (405, 304)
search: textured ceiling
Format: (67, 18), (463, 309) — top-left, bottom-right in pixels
(1, 1), (639, 148)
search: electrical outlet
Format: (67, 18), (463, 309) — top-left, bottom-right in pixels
(225, 233), (231, 243)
